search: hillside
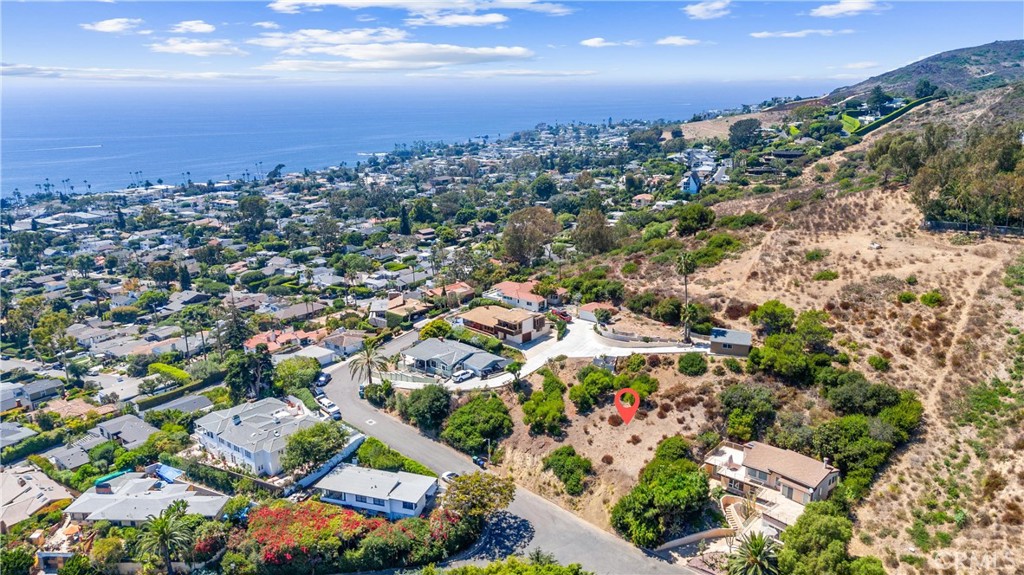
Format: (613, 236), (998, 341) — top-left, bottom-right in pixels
(830, 39), (1024, 100)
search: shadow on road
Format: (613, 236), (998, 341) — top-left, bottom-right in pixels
(467, 511), (535, 560)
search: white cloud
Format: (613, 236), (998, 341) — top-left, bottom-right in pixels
(750, 29), (853, 38)
(80, 18), (145, 33)
(170, 20), (216, 34)
(2, 62), (273, 82)
(266, 0), (573, 21)
(253, 21), (281, 29)
(259, 42), (532, 72)
(409, 68), (596, 78)
(683, 0), (731, 20)
(810, 0), (886, 18)
(149, 38), (248, 57)
(406, 13), (508, 26)
(656, 36), (701, 46)
(246, 27), (408, 54)
(579, 37), (638, 48)
(843, 60), (878, 69)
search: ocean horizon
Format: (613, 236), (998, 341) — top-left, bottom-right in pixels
(1, 81), (835, 197)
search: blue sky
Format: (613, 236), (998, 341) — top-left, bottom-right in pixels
(2, 1), (1021, 87)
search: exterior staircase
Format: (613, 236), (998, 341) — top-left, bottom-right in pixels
(724, 502), (744, 531)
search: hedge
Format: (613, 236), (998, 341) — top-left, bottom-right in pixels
(853, 95), (942, 136)
(134, 379), (213, 411)
(147, 363), (193, 386)
(1, 429), (65, 463)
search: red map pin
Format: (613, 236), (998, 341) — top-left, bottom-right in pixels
(614, 388), (640, 425)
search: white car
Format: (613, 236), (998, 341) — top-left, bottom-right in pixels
(440, 471), (460, 483)
(452, 370), (473, 383)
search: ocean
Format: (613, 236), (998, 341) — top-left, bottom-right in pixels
(1, 81), (834, 196)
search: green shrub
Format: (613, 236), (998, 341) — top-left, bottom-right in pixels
(897, 291), (916, 303)
(147, 363), (192, 386)
(867, 355), (891, 372)
(677, 353), (708, 376)
(813, 270), (839, 281)
(522, 369), (567, 435)
(620, 262), (639, 275)
(356, 437), (437, 477)
(542, 446), (592, 496)
(920, 290), (945, 307)
(804, 249), (828, 262)
(723, 357), (743, 374)
(905, 275), (918, 285)
(440, 394), (512, 455)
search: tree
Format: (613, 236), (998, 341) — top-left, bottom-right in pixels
(282, 422), (349, 473)
(56, 555), (99, 575)
(675, 203), (716, 236)
(443, 472), (516, 520)
(572, 209), (616, 255)
(400, 383), (452, 431)
(216, 303), (253, 352)
(224, 346), (272, 402)
(729, 118), (762, 150)
(138, 503), (194, 575)
(273, 356), (322, 393)
(0, 547), (35, 575)
(503, 207), (560, 265)
(419, 319), (453, 340)
(350, 340), (388, 388)
(178, 265), (192, 290)
(778, 503), (854, 575)
(399, 204), (412, 235)
(91, 537), (126, 569)
(867, 85), (889, 112)
(531, 174), (559, 200)
(441, 394), (513, 454)
(148, 261), (178, 288)
(749, 300), (795, 335)
(728, 532), (779, 575)
(235, 195), (269, 242)
(793, 309), (832, 351)
(914, 78), (938, 98)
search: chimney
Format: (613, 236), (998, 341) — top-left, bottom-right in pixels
(96, 483), (113, 495)
(823, 457), (830, 469)
(232, 414), (241, 426)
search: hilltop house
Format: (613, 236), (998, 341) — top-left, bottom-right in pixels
(314, 464), (438, 520)
(193, 396), (319, 477)
(484, 280), (563, 312)
(702, 441), (840, 505)
(457, 305), (550, 345)
(709, 328), (753, 357)
(402, 338), (508, 378)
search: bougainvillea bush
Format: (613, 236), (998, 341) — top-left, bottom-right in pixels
(233, 501), (479, 573)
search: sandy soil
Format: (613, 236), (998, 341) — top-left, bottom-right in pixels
(675, 111), (789, 141)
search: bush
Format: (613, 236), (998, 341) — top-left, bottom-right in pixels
(356, 437), (436, 477)
(677, 353), (708, 376)
(867, 355), (891, 372)
(897, 291), (917, 303)
(522, 370), (568, 435)
(723, 357), (743, 374)
(397, 384), (451, 431)
(813, 270), (839, 281)
(805, 249), (828, 262)
(542, 446), (592, 496)
(749, 299), (795, 334)
(441, 394), (512, 455)
(920, 290), (945, 307)
(621, 261), (639, 275)
(147, 362), (192, 386)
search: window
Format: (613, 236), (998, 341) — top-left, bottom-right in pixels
(339, 493), (346, 501)
(723, 343), (732, 349)
(355, 495), (367, 503)
(402, 502), (415, 510)
(372, 498), (385, 506)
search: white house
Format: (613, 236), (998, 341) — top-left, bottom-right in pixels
(314, 464), (438, 519)
(64, 472), (228, 527)
(484, 281), (548, 312)
(193, 396), (319, 477)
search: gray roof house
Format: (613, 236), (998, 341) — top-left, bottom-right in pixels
(193, 396), (318, 477)
(710, 328), (753, 358)
(95, 415), (159, 450)
(64, 472), (229, 527)
(143, 394), (213, 415)
(22, 379), (63, 402)
(0, 422), (37, 450)
(314, 464), (438, 520)
(402, 338), (508, 378)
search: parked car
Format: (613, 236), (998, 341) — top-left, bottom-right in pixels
(440, 471), (460, 483)
(551, 309), (572, 323)
(312, 387), (326, 399)
(472, 456), (486, 469)
(452, 370), (473, 383)
(316, 372), (332, 387)
(358, 385), (365, 399)
(318, 408), (341, 421)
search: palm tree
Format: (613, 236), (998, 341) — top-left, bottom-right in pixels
(138, 502), (194, 575)
(350, 340), (388, 388)
(677, 251), (697, 343)
(727, 532), (779, 575)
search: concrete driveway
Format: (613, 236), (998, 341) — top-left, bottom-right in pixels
(321, 330), (693, 574)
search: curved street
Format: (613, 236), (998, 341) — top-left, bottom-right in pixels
(321, 330), (694, 575)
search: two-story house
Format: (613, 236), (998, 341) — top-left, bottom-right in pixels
(703, 441), (840, 505)
(314, 464), (438, 520)
(457, 305), (550, 345)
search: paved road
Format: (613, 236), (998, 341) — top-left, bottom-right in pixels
(322, 331), (691, 575)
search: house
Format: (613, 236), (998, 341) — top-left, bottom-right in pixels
(578, 301), (618, 323)
(273, 302), (327, 322)
(416, 228), (436, 243)
(164, 290), (211, 313)
(457, 305), (550, 345)
(194, 396), (319, 476)
(703, 441), (840, 506)
(143, 394), (213, 415)
(631, 193), (654, 208)
(402, 338), (508, 378)
(0, 422), (37, 450)
(367, 293), (431, 329)
(710, 328), (752, 357)
(64, 472), (228, 527)
(485, 280), (548, 312)
(0, 382), (31, 411)
(1, 464), (74, 533)
(314, 464), (438, 520)
(95, 415), (159, 450)
(421, 281), (475, 304)
(272, 345), (337, 367)
(21, 379), (62, 403)
(244, 328), (328, 354)
(322, 330), (369, 357)
(684, 172), (703, 195)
